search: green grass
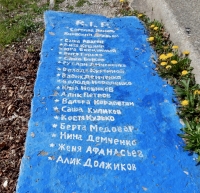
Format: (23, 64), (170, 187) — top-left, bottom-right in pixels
(0, 0), (27, 12)
(54, 0), (65, 10)
(75, 0), (87, 7)
(0, 0), (94, 47)
(67, 5), (74, 11)
(0, 0), (48, 47)
(0, 15), (37, 45)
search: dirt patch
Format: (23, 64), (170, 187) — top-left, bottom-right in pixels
(0, 31), (43, 192)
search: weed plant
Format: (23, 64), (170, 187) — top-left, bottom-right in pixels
(75, 0), (89, 7)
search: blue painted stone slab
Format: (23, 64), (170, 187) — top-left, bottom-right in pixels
(17, 11), (200, 193)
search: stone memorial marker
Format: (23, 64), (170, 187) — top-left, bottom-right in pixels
(16, 11), (200, 192)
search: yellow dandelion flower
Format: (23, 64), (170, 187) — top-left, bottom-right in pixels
(154, 27), (159, 30)
(148, 37), (154, 41)
(150, 24), (155, 28)
(163, 56), (168, 61)
(194, 90), (200, 95)
(181, 70), (188, 76)
(160, 62), (167, 66)
(166, 53), (173, 58)
(166, 65), (172, 69)
(159, 54), (165, 59)
(181, 100), (189, 106)
(171, 60), (178, 65)
(120, 0), (124, 2)
(172, 45), (179, 50)
(138, 14), (143, 18)
(183, 51), (190, 55)
(159, 54), (168, 60)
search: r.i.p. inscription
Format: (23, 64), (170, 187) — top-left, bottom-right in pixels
(16, 11), (200, 193)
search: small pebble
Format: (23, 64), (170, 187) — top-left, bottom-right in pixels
(3, 180), (8, 188)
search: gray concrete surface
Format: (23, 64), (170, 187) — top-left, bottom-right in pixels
(130, 0), (200, 84)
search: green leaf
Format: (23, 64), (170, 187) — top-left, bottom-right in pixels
(197, 155), (200, 163)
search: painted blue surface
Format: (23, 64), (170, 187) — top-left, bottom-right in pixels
(16, 11), (200, 193)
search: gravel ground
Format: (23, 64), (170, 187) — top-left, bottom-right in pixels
(0, 32), (42, 192)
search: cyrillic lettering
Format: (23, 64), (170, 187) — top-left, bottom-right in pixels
(60, 132), (66, 139)
(119, 140), (125, 146)
(56, 156), (63, 163)
(105, 162), (112, 170)
(86, 135), (94, 142)
(114, 163), (120, 170)
(121, 164), (126, 171)
(83, 158), (92, 168)
(58, 144), (65, 150)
